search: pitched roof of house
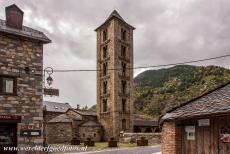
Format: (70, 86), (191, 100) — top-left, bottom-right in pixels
(67, 108), (97, 116)
(0, 19), (51, 43)
(48, 114), (72, 123)
(80, 121), (101, 127)
(161, 82), (230, 122)
(43, 101), (72, 113)
(134, 115), (158, 127)
(95, 10), (135, 31)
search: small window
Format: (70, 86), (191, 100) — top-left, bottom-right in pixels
(122, 99), (126, 112)
(121, 45), (126, 57)
(94, 133), (96, 137)
(122, 62), (126, 76)
(121, 29), (127, 41)
(121, 80), (126, 94)
(103, 81), (107, 94)
(103, 99), (107, 112)
(103, 63), (108, 76)
(103, 46), (108, 59)
(103, 29), (108, 41)
(0, 76), (17, 95)
(83, 133), (85, 137)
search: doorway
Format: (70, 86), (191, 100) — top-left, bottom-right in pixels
(219, 116), (230, 154)
(0, 123), (17, 154)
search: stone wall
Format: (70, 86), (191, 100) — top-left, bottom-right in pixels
(46, 122), (72, 144)
(119, 133), (161, 145)
(79, 126), (102, 142)
(0, 32), (44, 153)
(162, 121), (182, 154)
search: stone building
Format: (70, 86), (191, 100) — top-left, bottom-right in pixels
(161, 82), (230, 154)
(43, 102), (102, 143)
(0, 4), (50, 154)
(95, 10), (135, 140)
(133, 115), (159, 133)
(43, 10), (159, 144)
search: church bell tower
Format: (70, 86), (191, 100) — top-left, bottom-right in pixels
(95, 10), (135, 140)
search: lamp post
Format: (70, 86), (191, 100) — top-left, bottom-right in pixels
(43, 67), (54, 87)
(43, 67), (59, 96)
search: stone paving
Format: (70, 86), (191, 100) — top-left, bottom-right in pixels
(63, 145), (161, 154)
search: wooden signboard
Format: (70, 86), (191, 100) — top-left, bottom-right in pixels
(43, 88), (59, 96)
(0, 115), (21, 122)
(198, 119), (210, 126)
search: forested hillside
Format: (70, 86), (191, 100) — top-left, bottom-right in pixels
(134, 65), (230, 119)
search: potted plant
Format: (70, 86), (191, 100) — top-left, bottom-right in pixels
(71, 137), (80, 145)
(84, 137), (95, 146)
(108, 137), (118, 147)
(137, 136), (148, 146)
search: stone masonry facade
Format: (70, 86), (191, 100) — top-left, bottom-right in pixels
(0, 4), (50, 154)
(0, 33), (44, 153)
(96, 11), (135, 140)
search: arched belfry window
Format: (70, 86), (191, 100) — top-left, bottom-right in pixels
(121, 80), (126, 94)
(103, 81), (107, 94)
(103, 46), (108, 59)
(122, 62), (126, 76)
(121, 45), (126, 57)
(103, 63), (108, 76)
(103, 29), (108, 41)
(121, 29), (126, 41)
(122, 99), (126, 112)
(102, 99), (107, 112)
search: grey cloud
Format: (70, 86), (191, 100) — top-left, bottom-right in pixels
(0, 0), (230, 108)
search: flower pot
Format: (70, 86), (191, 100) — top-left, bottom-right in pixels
(137, 139), (148, 146)
(71, 138), (80, 145)
(108, 140), (118, 147)
(84, 140), (95, 147)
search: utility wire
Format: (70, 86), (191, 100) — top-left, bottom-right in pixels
(51, 54), (230, 72)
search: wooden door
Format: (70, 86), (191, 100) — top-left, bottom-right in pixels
(182, 121), (211, 154)
(0, 123), (17, 154)
(219, 116), (230, 154)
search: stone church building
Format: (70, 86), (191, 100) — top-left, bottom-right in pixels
(44, 10), (159, 143)
(95, 10), (135, 140)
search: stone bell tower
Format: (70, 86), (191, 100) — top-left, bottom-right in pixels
(95, 10), (135, 140)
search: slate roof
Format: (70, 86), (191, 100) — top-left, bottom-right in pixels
(161, 82), (230, 122)
(134, 115), (158, 127)
(70, 109), (97, 116)
(80, 121), (101, 127)
(48, 114), (72, 123)
(43, 101), (72, 113)
(0, 19), (51, 43)
(95, 10), (135, 31)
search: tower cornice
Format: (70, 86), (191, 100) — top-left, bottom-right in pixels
(95, 10), (135, 31)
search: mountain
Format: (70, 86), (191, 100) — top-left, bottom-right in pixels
(89, 65), (230, 119)
(134, 65), (230, 119)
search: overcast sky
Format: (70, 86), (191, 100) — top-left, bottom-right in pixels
(0, 0), (230, 108)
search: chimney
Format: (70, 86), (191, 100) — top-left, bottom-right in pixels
(77, 104), (80, 110)
(5, 4), (24, 29)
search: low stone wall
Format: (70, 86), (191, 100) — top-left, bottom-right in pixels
(119, 133), (161, 145)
